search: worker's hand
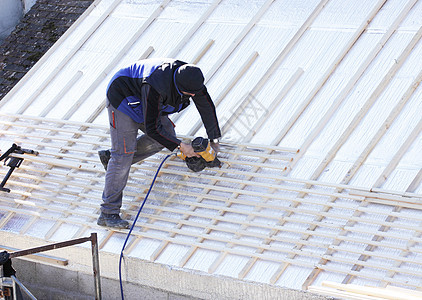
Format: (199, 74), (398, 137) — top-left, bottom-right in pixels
(179, 142), (200, 158)
(211, 141), (220, 154)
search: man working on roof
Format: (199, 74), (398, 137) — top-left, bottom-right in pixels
(97, 58), (221, 229)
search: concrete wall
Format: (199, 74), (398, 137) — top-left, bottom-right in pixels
(0, 0), (23, 43)
(1, 229), (334, 300)
(12, 259), (199, 300)
(13, 258), (333, 300)
(0, 0), (36, 43)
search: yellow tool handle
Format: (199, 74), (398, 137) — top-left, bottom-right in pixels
(177, 151), (187, 161)
(196, 142), (215, 162)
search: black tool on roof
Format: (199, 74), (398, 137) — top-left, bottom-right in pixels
(0, 144), (38, 193)
(178, 137), (222, 172)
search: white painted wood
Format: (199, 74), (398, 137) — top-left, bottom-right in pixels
(290, 0), (420, 174)
(249, 0), (331, 97)
(192, 39), (215, 65)
(374, 116), (422, 188)
(309, 24), (422, 182)
(244, 68), (304, 141)
(1, 0), (422, 293)
(168, 0), (222, 58)
(204, 0), (275, 83)
(342, 66), (422, 184)
(209, 51), (260, 135)
(63, 0), (171, 121)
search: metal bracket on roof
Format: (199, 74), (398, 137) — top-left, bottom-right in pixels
(0, 143), (38, 193)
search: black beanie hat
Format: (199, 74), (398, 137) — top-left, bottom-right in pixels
(175, 64), (205, 94)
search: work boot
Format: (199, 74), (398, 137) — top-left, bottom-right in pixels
(98, 150), (111, 170)
(97, 212), (129, 229)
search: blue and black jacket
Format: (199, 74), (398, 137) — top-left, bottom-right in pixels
(106, 58), (221, 151)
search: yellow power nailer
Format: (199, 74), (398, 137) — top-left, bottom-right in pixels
(178, 137), (222, 172)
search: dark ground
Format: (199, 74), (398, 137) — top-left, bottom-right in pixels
(0, 0), (94, 100)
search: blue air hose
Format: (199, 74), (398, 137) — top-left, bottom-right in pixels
(119, 153), (174, 300)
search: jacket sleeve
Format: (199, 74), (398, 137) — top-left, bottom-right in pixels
(143, 85), (181, 151)
(191, 87), (222, 140)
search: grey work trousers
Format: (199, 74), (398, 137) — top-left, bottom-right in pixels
(101, 101), (176, 214)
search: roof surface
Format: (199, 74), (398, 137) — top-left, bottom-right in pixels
(0, 0), (421, 297)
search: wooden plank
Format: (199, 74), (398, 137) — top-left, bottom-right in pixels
(8, 168), (422, 236)
(343, 170), (422, 286)
(359, 198), (422, 211)
(342, 65), (422, 184)
(406, 169), (422, 194)
(98, 231), (114, 250)
(139, 222), (422, 277)
(0, 245), (68, 266)
(248, 0), (330, 98)
(145, 214), (333, 251)
(365, 187), (422, 198)
(188, 51), (259, 136)
(204, 0), (275, 82)
(349, 190), (422, 204)
(0, 113), (106, 129)
(8, 153), (356, 201)
(328, 245), (422, 266)
(272, 0), (389, 147)
(0, 204), (89, 231)
(308, 286), (384, 300)
(321, 254), (421, 276)
(0, 130), (106, 148)
(381, 216), (422, 286)
(313, 265), (420, 288)
(2, 156), (418, 224)
(82, 46), (155, 125)
(0, 121), (109, 139)
(0, 206), (327, 266)
(297, 17), (422, 290)
(2, 193), (421, 263)
(309, 24), (422, 183)
(10, 107), (110, 240)
(62, 0), (171, 121)
(0, 140), (347, 197)
(192, 39), (215, 64)
(212, 148), (292, 161)
(4, 137), (422, 214)
(177, 0), (277, 136)
(244, 68), (304, 141)
(21, 165), (71, 238)
(299, 201), (373, 288)
(168, 0), (222, 58)
(266, 1), (401, 280)
(373, 116), (422, 188)
(0, 113), (300, 152)
(39, 71), (84, 117)
(133, 231), (315, 268)
(321, 281), (422, 300)
(356, 204), (422, 220)
(124, 230), (422, 288)
(1, 106), (422, 291)
(221, 51), (260, 113)
(1, 193), (94, 218)
(154, 169), (245, 264)
(385, 286), (422, 298)
(153, 161), (238, 264)
(289, 0), (419, 173)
